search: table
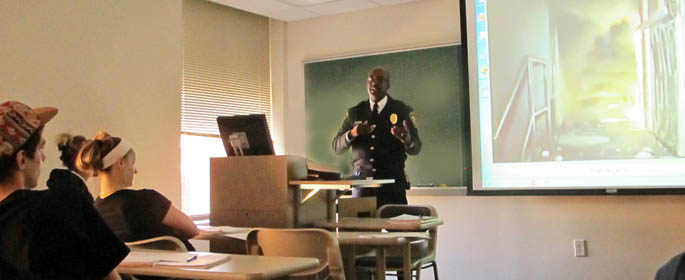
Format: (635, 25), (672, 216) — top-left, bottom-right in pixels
(290, 179), (395, 190)
(290, 179), (395, 220)
(196, 226), (252, 241)
(117, 250), (319, 280)
(334, 231), (429, 280)
(314, 217), (444, 231)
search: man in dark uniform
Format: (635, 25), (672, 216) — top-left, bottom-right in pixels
(332, 67), (422, 208)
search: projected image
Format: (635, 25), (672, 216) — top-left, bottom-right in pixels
(487, 0), (685, 163)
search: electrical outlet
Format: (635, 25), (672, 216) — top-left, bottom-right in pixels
(574, 239), (587, 257)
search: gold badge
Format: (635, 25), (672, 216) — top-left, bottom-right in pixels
(409, 112), (418, 127)
(390, 113), (398, 125)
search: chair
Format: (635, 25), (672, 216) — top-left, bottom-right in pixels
(246, 228), (346, 280)
(355, 205), (439, 280)
(338, 197), (377, 218)
(125, 236), (188, 252)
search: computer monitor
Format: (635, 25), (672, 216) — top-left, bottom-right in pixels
(217, 114), (274, 156)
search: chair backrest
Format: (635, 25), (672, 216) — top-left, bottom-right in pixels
(377, 204), (435, 219)
(246, 228), (346, 280)
(338, 197), (376, 218)
(377, 204), (438, 260)
(125, 236), (187, 252)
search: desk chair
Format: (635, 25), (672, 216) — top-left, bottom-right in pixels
(247, 228), (346, 280)
(123, 236), (189, 280)
(356, 205), (439, 280)
(125, 236), (187, 252)
(338, 197), (377, 218)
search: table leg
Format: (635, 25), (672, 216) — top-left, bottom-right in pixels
(340, 245), (357, 280)
(327, 190), (336, 221)
(402, 243), (411, 280)
(376, 246), (385, 280)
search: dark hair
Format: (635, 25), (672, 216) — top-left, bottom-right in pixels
(56, 133), (88, 171)
(0, 126), (44, 184)
(80, 131), (121, 173)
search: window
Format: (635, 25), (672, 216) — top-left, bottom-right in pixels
(181, 0), (270, 215)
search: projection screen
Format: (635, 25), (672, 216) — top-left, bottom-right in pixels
(464, 0), (685, 191)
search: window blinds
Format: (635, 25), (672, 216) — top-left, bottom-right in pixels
(182, 0), (271, 136)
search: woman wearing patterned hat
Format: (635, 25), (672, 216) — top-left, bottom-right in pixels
(81, 131), (199, 251)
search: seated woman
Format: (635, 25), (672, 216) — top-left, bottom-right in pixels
(46, 133), (94, 203)
(82, 131), (199, 251)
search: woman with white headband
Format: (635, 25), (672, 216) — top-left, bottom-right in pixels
(81, 131), (199, 251)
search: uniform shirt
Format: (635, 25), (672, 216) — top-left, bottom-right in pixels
(0, 189), (129, 279)
(94, 189), (195, 251)
(333, 95), (422, 188)
(46, 168), (94, 204)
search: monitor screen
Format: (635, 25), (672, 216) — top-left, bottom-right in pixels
(217, 114), (274, 156)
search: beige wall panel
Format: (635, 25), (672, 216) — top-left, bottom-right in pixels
(0, 0), (183, 205)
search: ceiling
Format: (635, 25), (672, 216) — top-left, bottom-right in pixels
(209, 0), (423, 22)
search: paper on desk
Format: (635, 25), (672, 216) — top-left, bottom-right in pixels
(198, 225), (252, 234)
(358, 232), (430, 239)
(156, 254), (231, 268)
(122, 251), (195, 265)
(122, 251), (230, 268)
(223, 231), (250, 241)
(389, 214), (435, 221)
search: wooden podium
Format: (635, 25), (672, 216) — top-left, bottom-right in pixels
(209, 155), (330, 229)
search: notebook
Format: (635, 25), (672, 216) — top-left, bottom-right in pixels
(121, 251), (231, 268)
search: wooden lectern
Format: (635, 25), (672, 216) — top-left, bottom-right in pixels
(209, 155), (330, 229)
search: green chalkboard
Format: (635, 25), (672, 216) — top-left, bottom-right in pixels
(305, 45), (470, 187)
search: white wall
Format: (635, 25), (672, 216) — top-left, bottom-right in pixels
(0, 0), (183, 205)
(409, 195), (685, 280)
(279, 0), (685, 279)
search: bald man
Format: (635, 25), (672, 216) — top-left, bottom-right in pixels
(333, 67), (422, 207)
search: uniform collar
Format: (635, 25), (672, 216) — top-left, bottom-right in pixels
(369, 94), (389, 113)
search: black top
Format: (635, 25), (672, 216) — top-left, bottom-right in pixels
(46, 169), (94, 204)
(656, 251), (685, 280)
(332, 95), (422, 187)
(0, 189), (129, 279)
(94, 189), (195, 251)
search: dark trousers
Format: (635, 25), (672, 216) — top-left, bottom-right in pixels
(353, 183), (408, 208)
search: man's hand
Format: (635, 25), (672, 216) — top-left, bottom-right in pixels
(350, 121), (375, 137)
(391, 120), (412, 143)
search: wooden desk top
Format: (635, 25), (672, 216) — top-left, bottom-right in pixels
(290, 179), (395, 190)
(314, 217), (444, 231)
(117, 250), (319, 280)
(333, 231), (429, 246)
(194, 226), (251, 241)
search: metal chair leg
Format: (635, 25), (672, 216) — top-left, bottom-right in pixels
(432, 261), (438, 280)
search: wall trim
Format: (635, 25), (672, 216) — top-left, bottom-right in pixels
(304, 41), (461, 64)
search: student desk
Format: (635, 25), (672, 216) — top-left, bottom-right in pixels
(315, 218), (443, 279)
(314, 217), (444, 231)
(194, 227), (429, 280)
(334, 231), (429, 280)
(117, 250), (319, 280)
